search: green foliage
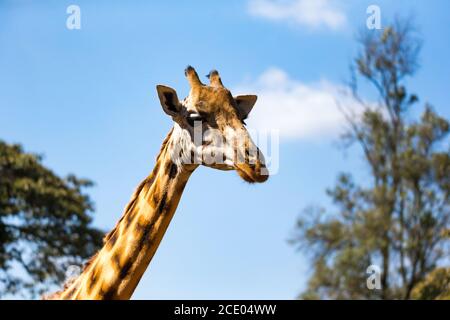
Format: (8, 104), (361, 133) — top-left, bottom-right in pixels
(411, 267), (450, 300)
(291, 19), (449, 300)
(0, 141), (104, 298)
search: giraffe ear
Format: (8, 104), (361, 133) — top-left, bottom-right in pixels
(234, 95), (257, 120)
(156, 85), (182, 116)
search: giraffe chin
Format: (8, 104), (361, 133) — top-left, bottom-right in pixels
(235, 163), (269, 183)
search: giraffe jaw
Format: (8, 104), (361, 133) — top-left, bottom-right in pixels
(206, 160), (269, 183)
(234, 163), (269, 183)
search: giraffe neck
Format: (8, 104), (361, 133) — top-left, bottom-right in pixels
(57, 127), (196, 299)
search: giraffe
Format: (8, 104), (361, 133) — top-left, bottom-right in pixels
(46, 66), (269, 300)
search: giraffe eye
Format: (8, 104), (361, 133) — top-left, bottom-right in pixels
(187, 113), (204, 127)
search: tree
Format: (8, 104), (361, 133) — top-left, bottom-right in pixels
(0, 140), (104, 298)
(411, 267), (450, 300)
(290, 18), (449, 299)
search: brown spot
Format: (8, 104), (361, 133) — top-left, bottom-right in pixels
(65, 286), (77, 298)
(113, 253), (122, 270)
(190, 150), (196, 163)
(156, 192), (168, 214)
(87, 279), (95, 295)
(81, 252), (98, 273)
(125, 211), (136, 228)
(102, 288), (116, 300)
(168, 162), (178, 179)
(90, 270), (98, 285)
(119, 260), (133, 280)
(106, 232), (118, 249)
(151, 194), (159, 208)
(134, 221), (145, 234)
(86, 269), (99, 296)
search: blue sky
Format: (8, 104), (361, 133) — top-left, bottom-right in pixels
(0, 0), (449, 299)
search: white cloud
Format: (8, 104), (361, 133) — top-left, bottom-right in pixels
(248, 0), (347, 30)
(233, 68), (362, 140)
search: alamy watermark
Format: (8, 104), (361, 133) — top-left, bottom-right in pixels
(168, 121), (279, 176)
(366, 264), (382, 290)
(366, 5), (382, 30)
(66, 5), (81, 30)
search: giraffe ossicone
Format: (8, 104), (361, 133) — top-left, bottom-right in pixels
(45, 67), (268, 300)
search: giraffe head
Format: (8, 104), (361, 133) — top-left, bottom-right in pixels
(156, 66), (268, 183)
